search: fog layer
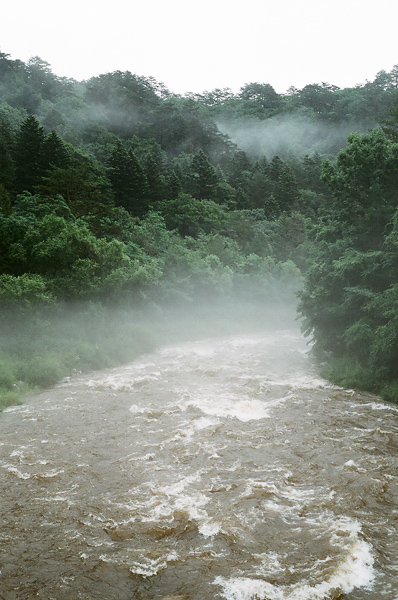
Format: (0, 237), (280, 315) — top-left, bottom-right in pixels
(217, 114), (372, 158)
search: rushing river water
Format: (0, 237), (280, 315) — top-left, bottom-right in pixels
(1, 326), (398, 600)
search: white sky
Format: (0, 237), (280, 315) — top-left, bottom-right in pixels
(2, 0), (398, 95)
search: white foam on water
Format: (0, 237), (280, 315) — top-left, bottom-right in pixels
(351, 400), (398, 413)
(290, 376), (330, 390)
(4, 405), (33, 414)
(98, 549), (179, 577)
(10, 448), (28, 459)
(32, 468), (65, 479)
(214, 523), (375, 600)
(129, 404), (149, 414)
(184, 394), (270, 422)
(193, 416), (221, 430)
(159, 473), (202, 497)
(88, 370), (162, 391)
(241, 480), (280, 499)
(131, 472), (225, 539)
(127, 550), (179, 577)
(164, 416), (222, 445)
(267, 375), (330, 391)
(138, 473), (210, 525)
(199, 519), (222, 537)
(252, 551), (284, 577)
(343, 459), (366, 473)
(3, 465), (31, 479)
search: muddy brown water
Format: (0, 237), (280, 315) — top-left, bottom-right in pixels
(0, 328), (397, 599)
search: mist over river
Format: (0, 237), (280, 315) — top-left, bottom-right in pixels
(1, 323), (398, 599)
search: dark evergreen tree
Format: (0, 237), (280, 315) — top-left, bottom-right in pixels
(107, 141), (149, 216)
(0, 120), (15, 190)
(42, 130), (70, 173)
(165, 169), (182, 200)
(269, 156), (300, 213)
(226, 150), (253, 208)
(268, 155), (285, 183)
(228, 150), (252, 190)
(301, 153), (328, 194)
(41, 164), (109, 218)
(143, 154), (166, 203)
(247, 170), (273, 211)
(189, 149), (219, 200)
(14, 115), (46, 194)
(277, 165), (300, 212)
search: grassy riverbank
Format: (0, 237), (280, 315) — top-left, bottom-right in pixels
(0, 300), (299, 411)
(0, 304), (155, 410)
(319, 356), (398, 405)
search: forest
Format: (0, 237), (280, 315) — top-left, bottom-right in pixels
(1, 51), (398, 407)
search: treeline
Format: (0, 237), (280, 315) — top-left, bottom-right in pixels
(1, 50), (398, 405)
(2, 53), (398, 147)
(0, 112), (315, 307)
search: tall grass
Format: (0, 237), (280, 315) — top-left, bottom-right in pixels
(0, 298), (299, 411)
(0, 303), (158, 410)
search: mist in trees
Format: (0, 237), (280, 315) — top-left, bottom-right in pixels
(1, 49), (398, 405)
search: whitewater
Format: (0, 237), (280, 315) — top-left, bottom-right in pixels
(0, 327), (397, 599)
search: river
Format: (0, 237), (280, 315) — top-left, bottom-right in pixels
(0, 325), (397, 599)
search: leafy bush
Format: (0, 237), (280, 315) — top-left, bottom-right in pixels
(0, 359), (16, 389)
(0, 273), (54, 308)
(17, 354), (66, 388)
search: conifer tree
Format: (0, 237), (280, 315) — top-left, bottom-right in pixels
(189, 149), (219, 200)
(14, 115), (46, 193)
(42, 130), (70, 173)
(165, 169), (182, 200)
(0, 120), (15, 190)
(143, 154), (166, 203)
(107, 141), (149, 216)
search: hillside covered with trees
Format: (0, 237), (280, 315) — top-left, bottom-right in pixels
(1, 50), (398, 406)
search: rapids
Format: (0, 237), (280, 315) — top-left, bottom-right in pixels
(0, 326), (398, 599)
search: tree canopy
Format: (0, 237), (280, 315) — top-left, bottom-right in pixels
(2, 50), (398, 403)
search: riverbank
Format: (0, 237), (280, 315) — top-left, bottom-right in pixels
(317, 356), (398, 405)
(0, 300), (299, 410)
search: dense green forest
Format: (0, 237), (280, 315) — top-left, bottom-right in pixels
(1, 51), (398, 407)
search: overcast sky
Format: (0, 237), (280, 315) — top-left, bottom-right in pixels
(2, 0), (397, 95)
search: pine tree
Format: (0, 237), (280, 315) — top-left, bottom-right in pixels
(0, 119), (15, 190)
(269, 156), (299, 213)
(14, 115), (46, 193)
(107, 141), (149, 216)
(189, 149), (219, 200)
(166, 169), (182, 200)
(42, 130), (70, 173)
(143, 154), (166, 203)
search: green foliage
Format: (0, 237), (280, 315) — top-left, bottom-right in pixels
(321, 129), (398, 245)
(188, 149), (220, 200)
(238, 83), (283, 118)
(299, 129), (398, 399)
(0, 359), (17, 389)
(13, 114), (46, 193)
(9, 49), (398, 407)
(155, 193), (226, 237)
(0, 273), (54, 309)
(319, 357), (377, 391)
(0, 183), (12, 214)
(0, 119), (15, 189)
(18, 353), (66, 388)
(0, 304), (161, 408)
(107, 141), (149, 216)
